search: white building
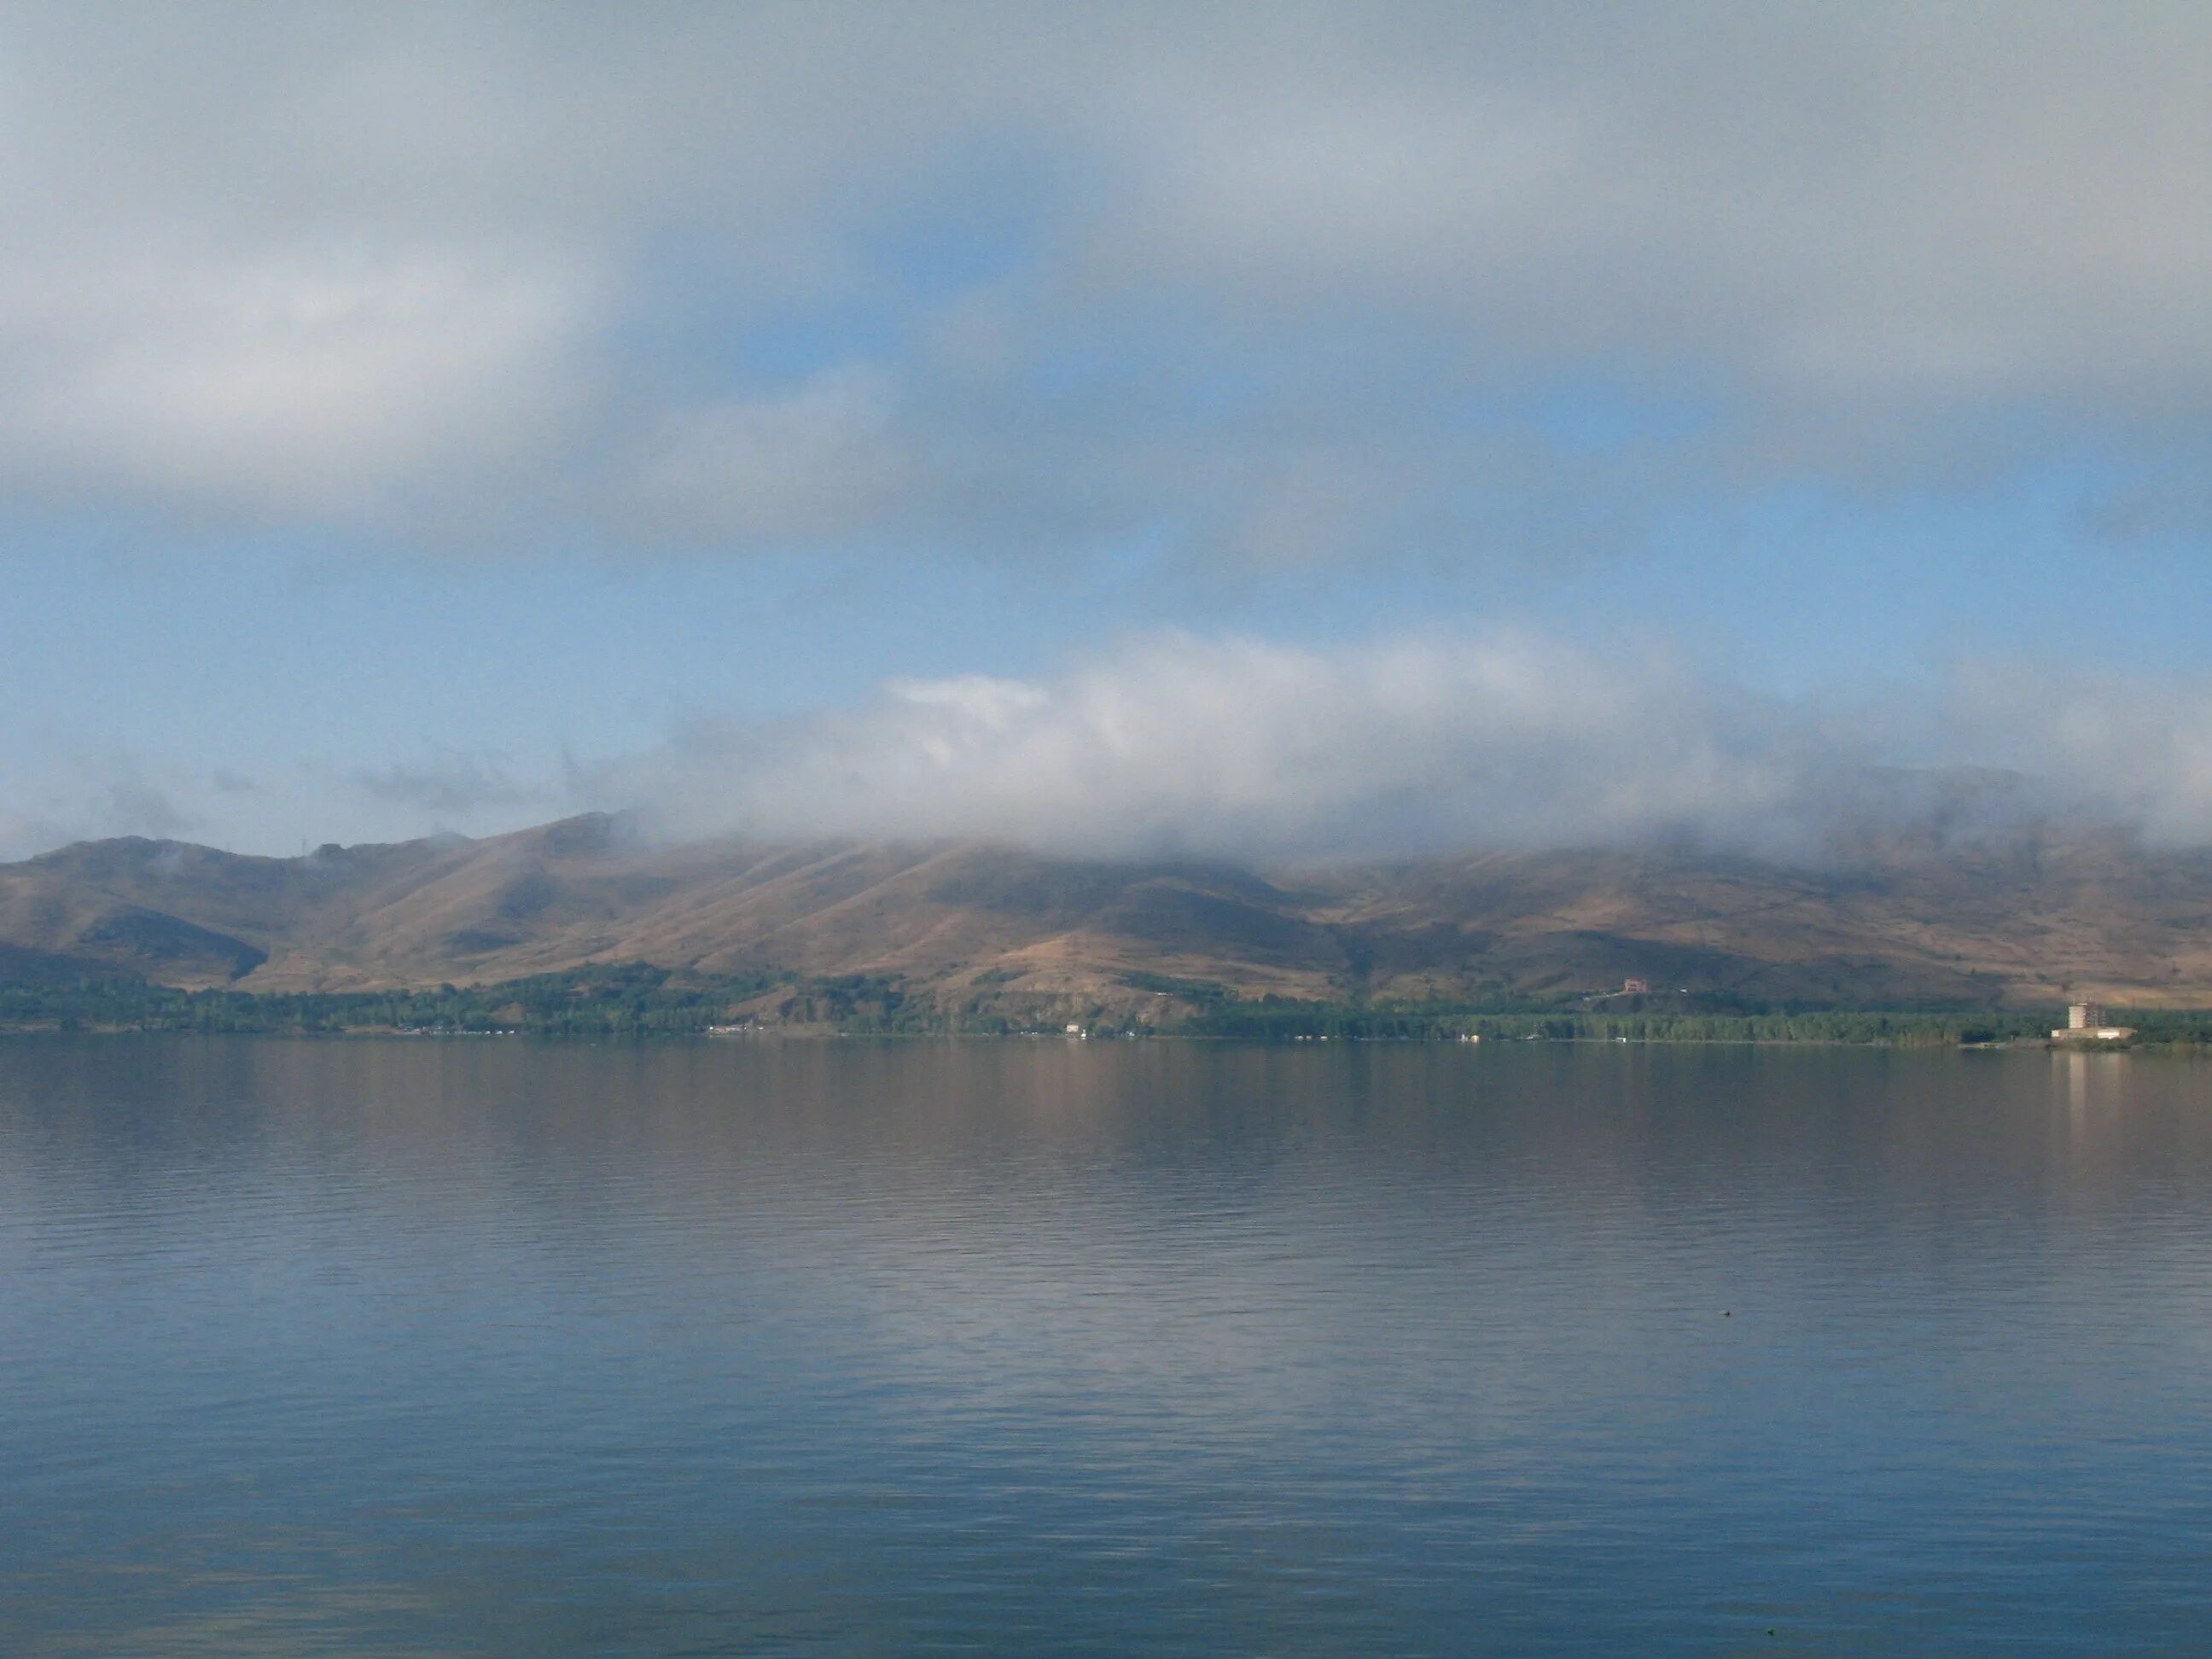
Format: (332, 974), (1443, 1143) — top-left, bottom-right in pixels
(2053, 1001), (2134, 1044)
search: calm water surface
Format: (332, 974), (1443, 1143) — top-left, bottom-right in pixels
(2, 1038), (2209, 1655)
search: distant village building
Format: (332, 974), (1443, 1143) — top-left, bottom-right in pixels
(1621, 977), (1650, 995)
(2054, 1001), (2135, 1044)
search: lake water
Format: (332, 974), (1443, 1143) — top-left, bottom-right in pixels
(2, 1038), (2209, 1656)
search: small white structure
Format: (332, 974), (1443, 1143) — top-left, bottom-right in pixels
(2053, 1001), (2134, 1044)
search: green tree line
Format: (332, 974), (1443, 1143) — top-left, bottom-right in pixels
(10, 963), (2212, 1045)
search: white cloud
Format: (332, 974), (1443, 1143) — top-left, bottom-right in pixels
(590, 631), (1821, 859)
(0, 3), (2203, 547)
(576, 628), (2212, 861)
(1954, 666), (2212, 846)
(0, 237), (597, 515)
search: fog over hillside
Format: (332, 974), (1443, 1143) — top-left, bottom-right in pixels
(12, 625), (2212, 869)
(571, 630), (2212, 863)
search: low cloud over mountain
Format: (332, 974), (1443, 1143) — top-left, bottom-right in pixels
(583, 629), (2212, 861)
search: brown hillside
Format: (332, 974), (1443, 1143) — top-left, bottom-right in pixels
(4, 813), (2211, 1010)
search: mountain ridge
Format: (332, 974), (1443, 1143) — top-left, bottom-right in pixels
(5, 812), (2210, 1015)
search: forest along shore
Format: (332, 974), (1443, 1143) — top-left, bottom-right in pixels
(3, 963), (2208, 1045)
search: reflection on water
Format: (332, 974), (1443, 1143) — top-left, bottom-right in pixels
(2, 1039), (2209, 1656)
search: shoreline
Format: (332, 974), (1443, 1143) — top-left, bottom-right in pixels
(0, 1024), (2189, 1052)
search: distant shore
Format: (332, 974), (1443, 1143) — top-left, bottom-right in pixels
(9, 959), (2212, 1047)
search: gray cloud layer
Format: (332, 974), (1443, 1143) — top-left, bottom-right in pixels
(1, 3), (2205, 555)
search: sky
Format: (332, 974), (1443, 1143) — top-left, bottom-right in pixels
(3, 1), (2211, 861)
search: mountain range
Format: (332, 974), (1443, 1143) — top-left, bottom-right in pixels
(4, 812), (2211, 1017)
